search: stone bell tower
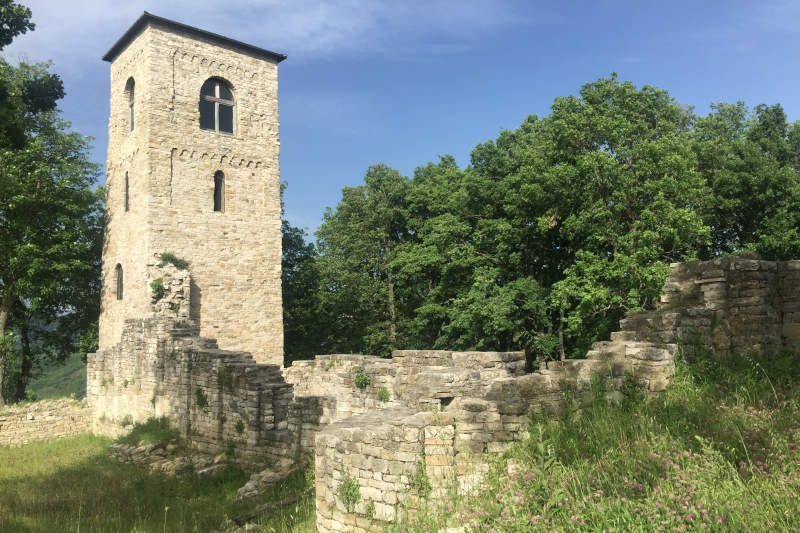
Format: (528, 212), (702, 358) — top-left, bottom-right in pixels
(99, 12), (286, 364)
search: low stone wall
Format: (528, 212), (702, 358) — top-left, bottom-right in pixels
(0, 399), (91, 446)
(305, 257), (800, 532)
(84, 256), (800, 532)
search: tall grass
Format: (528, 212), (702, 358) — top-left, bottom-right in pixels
(0, 434), (315, 532)
(400, 351), (800, 532)
(4, 351), (799, 532)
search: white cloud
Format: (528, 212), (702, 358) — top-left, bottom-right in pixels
(2, 0), (530, 70)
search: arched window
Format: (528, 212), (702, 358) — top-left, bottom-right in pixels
(213, 171), (225, 212)
(199, 78), (235, 134)
(124, 171), (129, 212)
(124, 78), (135, 132)
(115, 264), (123, 300)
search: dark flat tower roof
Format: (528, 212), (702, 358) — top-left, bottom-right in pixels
(102, 11), (287, 63)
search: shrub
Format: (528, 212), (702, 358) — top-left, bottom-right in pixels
(150, 278), (165, 301)
(338, 474), (360, 512)
(158, 252), (189, 270)
(377, 388), (390, 402)
(354, 368), (370, 391)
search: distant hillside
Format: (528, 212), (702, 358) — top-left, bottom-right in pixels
(29, 352), (86, 400)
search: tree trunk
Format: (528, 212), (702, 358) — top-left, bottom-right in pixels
(14, 316), (31, 402)
(384, 241), (397, 349)
(0, 291), (14, 407)
(387, 275), (397, 348)
(558, 308), (566, 361)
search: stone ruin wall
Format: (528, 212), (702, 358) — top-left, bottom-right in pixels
(88, 261), (294, 464)
(84, 257), (800, 531)
(0, 399), (91, 447)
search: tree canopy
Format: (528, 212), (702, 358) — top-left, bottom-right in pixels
(282, 74), (800, 365)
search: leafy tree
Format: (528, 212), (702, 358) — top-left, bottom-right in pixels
(290, 74), (800, 369)
(0, 1), (64, 149)
(0, 110), (103, 404)
(0, 0), (33, 49)
(315, 165), (412, 356)
(693, 102), (800, 259)
(281, 184), (323, 365)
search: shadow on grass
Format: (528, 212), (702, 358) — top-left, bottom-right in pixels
(0, 434), (314, 533)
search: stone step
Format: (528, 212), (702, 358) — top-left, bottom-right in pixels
(610, 330), (638, 342)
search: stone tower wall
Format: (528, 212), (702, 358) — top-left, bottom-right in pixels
(99, 23), (283, 364)
(99, 30), (155, 349)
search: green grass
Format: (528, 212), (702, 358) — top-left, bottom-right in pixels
(0, 434), (315, 533)
(28, 352), (86, 401)
(116, 417), (180, 447)
(8, 351), (800, 532)
(399, 351), (800, 532)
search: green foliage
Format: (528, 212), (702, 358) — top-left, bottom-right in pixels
(116, 417), (179, 447)
(377, 387), (390, 402)
(217, 367), (235, 392)
(195, 388), (209, 410)
(0, 45), (101, 404)
(157, 252), (189, 271)
(235, 419), (245, 434)
(396, 351), (800, 532)
(0, 0), (34, 50)
(0, 2), (64, 150)
(150, 278), (165, 301)
(410, 460), (431, 498)
(365, 499), (375, 519)
(281, 182), (325, 365)
(337, 474), (360, 513)
(224, 442), (236, 461)
(353, 368), (370, 390)
(23, 350), (86, 400)
(284, 74), (800, 362)
(120, 415), (133, 428)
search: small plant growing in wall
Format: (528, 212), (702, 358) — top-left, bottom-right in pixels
(120, 415), (133, 428)
(235, 419), (245, 434)
(217, 367), (235, 392)
(377, 387), (390, 402)
(354, 368), (370, 391)
(195, 388), (209, 411)
(410, 461), (431, 498)
(338, 474), (360, 513)
(365, 500), (375, 519)
(150, 278), (166, 301)
(158, 252), (189, 270)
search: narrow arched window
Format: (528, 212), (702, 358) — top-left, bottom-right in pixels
(124, 78), (135, 132)
(213, 171), (225, 212)
(115, 264), (124, 300)
(124, 171), (129, 212)
(199, 78), (235, 134)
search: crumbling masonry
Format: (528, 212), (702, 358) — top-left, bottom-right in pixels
(86, 256), (800, 531)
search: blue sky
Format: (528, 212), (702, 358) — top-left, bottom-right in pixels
(3, 0), (799, 234)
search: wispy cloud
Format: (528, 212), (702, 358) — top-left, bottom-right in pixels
(2, 0), (530, 70)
